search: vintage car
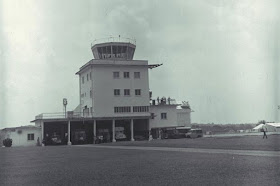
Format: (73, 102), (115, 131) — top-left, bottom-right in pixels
(185, 129), (203, 138)
(50, 135), (62, 145)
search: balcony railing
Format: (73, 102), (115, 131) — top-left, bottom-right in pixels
(35, 112), (94, 120)
(91, 36), (136, 47)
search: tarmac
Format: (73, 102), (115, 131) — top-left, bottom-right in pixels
(76, 145), (280, 157)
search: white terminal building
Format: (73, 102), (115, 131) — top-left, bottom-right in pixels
(32, 37), (192, 145)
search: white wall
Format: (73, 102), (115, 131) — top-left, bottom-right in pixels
(2, 127), (41, 147)
(80, 68), (93, 113)
(177, 108), (191, 127)
(79, 60), (150, 117)
(150, 105), (178, 128)
(150, 105), (191, 128)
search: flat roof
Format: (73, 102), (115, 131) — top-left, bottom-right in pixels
(31, 115), (151, 123)
(76, 59), (149, 75)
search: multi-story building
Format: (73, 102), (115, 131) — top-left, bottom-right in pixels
(32, 37), (191, 145)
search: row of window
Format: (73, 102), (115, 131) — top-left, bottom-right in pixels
(82, 72), (92, 84)
(81, 71), (140, 84)
(133, 106), (149, 112)
(113, 71), (140, 79)
(114, 106), (149, 113)
(114, 106), (131, 113)
(114, 89), (141, 96)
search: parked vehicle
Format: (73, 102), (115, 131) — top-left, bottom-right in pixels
(163, 127), (191, 139)
(115, 127), (126, 140)
(185, 129), (203, 138)
(72, 130), (86, 144)
(51, 135), (62, 145)
(97, 129), (110, 143)
(176, 127), (191, 135)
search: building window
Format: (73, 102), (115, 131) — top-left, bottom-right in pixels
(90, 72), (92, 80)
(124, 89), (130, 96)
(82, 76), (84, 84)
(90, 90), (92, 98)
(87, 74), (89, 81)
(124, 72), (130, 78)
(27, 134), (34, 140)
(161, 113), (167, 119)
(135, 89), (141, 96)
(134, 72), (140, 79)
(133, 106), (149, 112)
(151, 113), (155, 119)
(113, 72), (120, 79)
(114, 89), (120, 96)
(114, 106), (131, 113)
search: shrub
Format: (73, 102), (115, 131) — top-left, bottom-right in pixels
(3, 138), (12, 147)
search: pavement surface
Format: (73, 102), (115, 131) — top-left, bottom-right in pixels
(77, 145), (280, 157)
(103, 134), (280, 151)
(1, 135), (280, 186)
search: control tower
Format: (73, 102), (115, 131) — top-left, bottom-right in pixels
(91, 37), (136, 60)
(76, 37), (154, 120)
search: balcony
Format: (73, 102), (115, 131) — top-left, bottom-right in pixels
(35, 112), (94, 120)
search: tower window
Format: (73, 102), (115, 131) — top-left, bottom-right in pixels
(161, 113), (167, 119)
(135, 89), (141, 96)
(151, 113), (155, 119)
(82, 76), (84, 84)
(134, 72), (140, 79)
(114, 89), (120, 96)
(113, 72), (120, 79)
(124, 89), (130, 96)
(124, 72), (130, 78)
(87, 74), (89, 81)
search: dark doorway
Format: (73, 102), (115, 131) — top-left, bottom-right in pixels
(70, 121), (93, 145)
(115, 120), (130, 141)
(134, 119), (149, 140)
(44, 122), (68, 146)
(96, 120), (112, 143)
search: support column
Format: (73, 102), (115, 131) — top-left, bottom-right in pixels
(148, 119), (153, 141)
(41, 122), (44, 146)
(131, 119), (135, 141)
(112, 119), (116, 142)
(67, 120), (72, 145)
(93, 120), (96, 144)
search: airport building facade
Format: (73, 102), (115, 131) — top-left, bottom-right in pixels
(32, 37), (191, 145)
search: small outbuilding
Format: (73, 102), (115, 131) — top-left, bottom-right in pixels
(0, 125), (42, 147)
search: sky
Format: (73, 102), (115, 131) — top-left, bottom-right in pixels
(0, 0), (279, 128)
